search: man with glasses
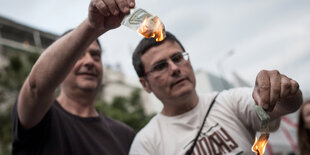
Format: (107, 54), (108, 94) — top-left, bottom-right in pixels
(129, 31), (302, 154)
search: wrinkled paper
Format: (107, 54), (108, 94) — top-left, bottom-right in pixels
(122, 8), (152, 31)
(254, 105), (270, 133)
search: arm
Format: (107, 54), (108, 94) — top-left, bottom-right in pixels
(18, 0), (135, 129)
(252, 70), (303, 120)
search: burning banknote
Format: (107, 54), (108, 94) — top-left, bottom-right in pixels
(252, 105), (270, 155)
(122, 8), (166, 42)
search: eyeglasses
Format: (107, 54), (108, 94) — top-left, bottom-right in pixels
(144, 52), (189, 77)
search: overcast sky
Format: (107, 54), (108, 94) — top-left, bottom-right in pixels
(1, 0), (310, 96)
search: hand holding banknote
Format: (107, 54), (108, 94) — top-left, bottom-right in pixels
(88, 0), (135, 34)
(252, 70), (302, 119)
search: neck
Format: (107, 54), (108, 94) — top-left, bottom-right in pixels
(57, 90), (98, 117)
(161, 90), (199, 116)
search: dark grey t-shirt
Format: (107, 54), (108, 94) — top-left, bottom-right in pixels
(12, 100), (135, 155)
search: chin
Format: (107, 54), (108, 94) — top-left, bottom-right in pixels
(78, 83), (100, 91)
(172, 86), (194, 97)
(80, 86), (99, 92)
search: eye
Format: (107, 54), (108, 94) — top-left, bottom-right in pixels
(171, 53), (183, 63)
(151, 62), (168, 72)
(91, 52), (101, 61)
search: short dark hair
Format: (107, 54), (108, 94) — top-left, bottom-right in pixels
(60, 29), (102, 51)
(132, 31), (185, 77)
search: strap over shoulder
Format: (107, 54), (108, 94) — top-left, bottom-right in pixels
(186, 93), (220, 155)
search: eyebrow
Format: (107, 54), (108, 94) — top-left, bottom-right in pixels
(89, 49), (102, 55)
(151, 51), (183, 66)
(90, 49), (101, 52)
(152, 59), (166, 67)
(170, 51), (182, 57)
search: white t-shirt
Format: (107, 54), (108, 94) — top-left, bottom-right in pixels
(129, 88), (280, 155)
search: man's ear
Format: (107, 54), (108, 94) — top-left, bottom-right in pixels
(139, 77), (152, 93)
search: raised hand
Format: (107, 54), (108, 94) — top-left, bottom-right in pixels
(88, 0), (135, 33)
(252, 70), (301, 113)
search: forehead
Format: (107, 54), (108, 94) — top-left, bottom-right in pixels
(141, 40), (183, 67)
(302, 103), (310, 115)
(303, 103), (310, 111)
(88, 41), (101, 52)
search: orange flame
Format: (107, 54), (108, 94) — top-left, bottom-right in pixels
(251, 133), (269, 155)
(137, 16), (165, 42)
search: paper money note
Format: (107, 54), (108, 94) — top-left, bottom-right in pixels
(254, 105), (270, 133)
(122, 8), (153, 31)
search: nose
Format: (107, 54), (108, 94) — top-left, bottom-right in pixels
(82, 53), (95, 68)
(167, 60), (180, 76)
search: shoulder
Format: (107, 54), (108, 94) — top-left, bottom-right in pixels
(100, 114), (135, 135)
(102, 114), (134, 130)
(137, 114), (159, 135)
(100, 114), (136, 150)
(221, 87), (252, 97)
(198, 87), (253, 106)
(133, 115), (161, 142)
(13, 99), (57, 128)
(217, 87), (253, 104)
(12, 99), (56, 152)
(129, 115), (160, 154)
(199, 87), (255, 119)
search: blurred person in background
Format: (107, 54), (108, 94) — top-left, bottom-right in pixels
(12, 0), (136, 154)
(297, 100), (310, 155)
(129, 32), (303, 155)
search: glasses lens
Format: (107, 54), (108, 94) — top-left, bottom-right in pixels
(148, 52), (189, 76)
(171, 53), (184, 63)
(152, 62), (168, 72)
(183, 53), (189, 61)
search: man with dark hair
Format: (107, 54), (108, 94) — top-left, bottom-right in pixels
(12, 0), (136, 154)
(60, 28), (102, 51)
(129, 31), (303, 154)
(132, 31), (186, 78)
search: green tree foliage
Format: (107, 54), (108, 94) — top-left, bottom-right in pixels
(0, 106), (12, 155)
(95, 89), (155, 132)
(0, 51), (39, 154)
(0, 51), (39, 90)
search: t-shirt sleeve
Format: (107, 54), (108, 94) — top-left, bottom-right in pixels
(12, 98), (51, 152)
(129, 130), (155, 155)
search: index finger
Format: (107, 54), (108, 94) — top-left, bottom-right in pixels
(255, 70), (271, 111)
(103, 0), (119, 16)
(115, 0), (130, 14)
(269, 70), (281, 111)
(289, 79), (299, 96)
(127, 0), (135, 8)
(94, 0), (110, 16)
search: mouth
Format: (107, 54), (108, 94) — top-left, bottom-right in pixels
(76, 72), (97, 77)
(171, 77), (188, 88)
